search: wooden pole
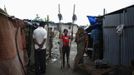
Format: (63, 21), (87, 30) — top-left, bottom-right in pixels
(58, 4), (60, 14)
(58, 4), (63, 69)
(71, 4), (76, 45)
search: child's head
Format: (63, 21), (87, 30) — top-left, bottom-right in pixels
(63, 29), (68, 35)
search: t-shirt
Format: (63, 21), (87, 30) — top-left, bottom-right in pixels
(33, 27), (47, 49)
(60, 34), (70, 46)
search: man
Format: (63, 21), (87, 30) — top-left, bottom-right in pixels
(74, 27), (88, 70)
(60, 29), (72, 68)
(33, 22), (47, 75)
(48, 27), (54, 59)
(91, 26), (101, 60)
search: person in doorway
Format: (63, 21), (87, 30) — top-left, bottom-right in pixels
(60, 29), (72, 69)
(48, 27), (54, 59)
(91, 25), (101, 60)
(33, 22), (47, 75)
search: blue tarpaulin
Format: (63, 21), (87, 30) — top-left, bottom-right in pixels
(87, 16), (97, 25)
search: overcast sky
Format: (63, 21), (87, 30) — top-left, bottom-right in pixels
(0, 0), (134, 25)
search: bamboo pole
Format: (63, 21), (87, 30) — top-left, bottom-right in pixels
(58, 4), (63, 69)
(70, 4), (76, 47)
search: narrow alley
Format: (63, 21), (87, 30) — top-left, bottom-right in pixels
(28, 35), (89, 75)
(0, 1), (134, 75)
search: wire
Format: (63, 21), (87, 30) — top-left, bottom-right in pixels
(15, 28), (27, 75)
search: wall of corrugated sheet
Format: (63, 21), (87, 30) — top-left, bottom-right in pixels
(103, 5), (134, 65)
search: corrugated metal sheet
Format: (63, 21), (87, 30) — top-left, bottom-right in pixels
(103, 28), (120, 65)
(103, 5), (134, 65)
(125, 7), (134, 26)
(121, 6), (134, 65)
(121, 28), (134, 65)
(103, 14), (121, 27)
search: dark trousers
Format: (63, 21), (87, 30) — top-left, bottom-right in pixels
(93, 43), (101, 60)
(62, 46), (70, 67)
(35, 49), (46, 75)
